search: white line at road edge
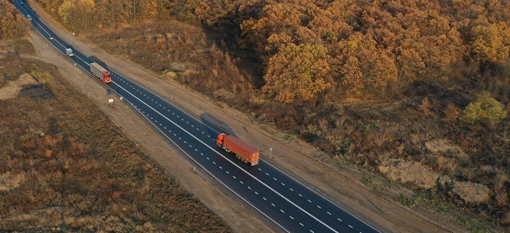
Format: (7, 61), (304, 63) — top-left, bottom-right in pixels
(122, 94), (290, 233)
(114, 82), (339, 233)
(107, 57), (379, 232)
(109, 70), (221, 133)
(20, 5), (89, 66)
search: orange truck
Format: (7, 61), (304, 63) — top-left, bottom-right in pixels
(90, 62), (112, 84)
(216, 133), (259, 166)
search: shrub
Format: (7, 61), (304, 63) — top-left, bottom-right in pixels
(419, 97), (433, 116)
(462, 92), (507, 123)
(443, 103), (460, 121)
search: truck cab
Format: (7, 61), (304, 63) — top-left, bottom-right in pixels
(65, 48), (74, 57)
(216, 133), (226, 146)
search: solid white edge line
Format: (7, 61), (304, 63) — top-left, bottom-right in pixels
(128, 105), (290, 233)
(260, 158), (380, 232)
(114, 82), (338, 233)
(108, 67), (221, 135)
(106, 51), (379, 232)
(23, 7), (89, 66)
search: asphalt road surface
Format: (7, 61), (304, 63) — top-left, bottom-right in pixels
(15, 1), (381, 232)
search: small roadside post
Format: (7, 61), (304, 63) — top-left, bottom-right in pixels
(120, 96), (126, 107)
(270, 147), (273, 159)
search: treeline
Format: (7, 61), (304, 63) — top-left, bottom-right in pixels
(191, 0), (510, 103)
(0, 0), (26, 40)
(35, 0), (510, 104)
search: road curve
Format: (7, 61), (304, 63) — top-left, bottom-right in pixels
(15, 1), (382, 232)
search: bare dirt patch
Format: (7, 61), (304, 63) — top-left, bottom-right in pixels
(0, 73), (38, 100)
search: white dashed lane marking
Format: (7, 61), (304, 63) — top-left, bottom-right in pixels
(117, 80), (361, 232)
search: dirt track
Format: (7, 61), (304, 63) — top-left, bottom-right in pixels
(25, 1), (470, 232)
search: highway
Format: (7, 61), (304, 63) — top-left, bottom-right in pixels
(15, 1), (381, 232)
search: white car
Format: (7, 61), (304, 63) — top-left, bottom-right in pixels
(66, 48), (74, 57)
(27, 15), (32, 21)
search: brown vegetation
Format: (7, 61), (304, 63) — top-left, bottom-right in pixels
(0, 38), (231, 232)
(0, 0), (26, 40)
(29, 0), (510, 230)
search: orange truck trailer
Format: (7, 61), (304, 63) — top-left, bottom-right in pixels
(216, 133), (259, 166)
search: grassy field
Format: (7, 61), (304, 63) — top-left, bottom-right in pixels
(0, 39), (231, 232)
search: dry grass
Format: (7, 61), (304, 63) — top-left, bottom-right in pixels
(0, 40), (231, 232)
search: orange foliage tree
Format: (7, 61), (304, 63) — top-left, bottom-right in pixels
(263, 43), (331, 104)
(470, 23), (510, 64)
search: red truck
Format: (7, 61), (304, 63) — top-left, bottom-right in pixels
(90, 62), (112, 84)
(217, 133), (259, 166)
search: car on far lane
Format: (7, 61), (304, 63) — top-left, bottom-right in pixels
(27, 15), (32, 21)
